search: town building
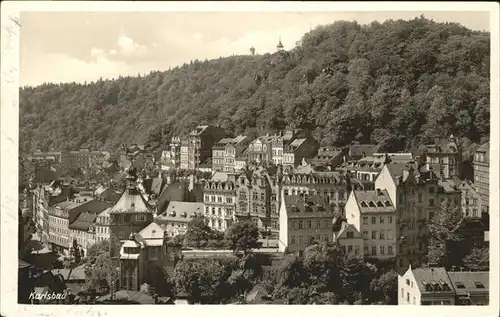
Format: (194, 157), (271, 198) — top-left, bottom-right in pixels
(156, 201), (204, 237)
(109, 164), (155, 259)
(180, 125), (228, 171)
(473, 142), (489, 214)
(94, 185), (121, 204)
(224, 135), (250, 172)
(160, 137), (182, 170)
(203, 176), (237, 231)
(95, 207), (111, 243)
(119, 144), (158, 173)
(373, 163), (461, 268)
(33, 182), (74, 245)
(68, 212), (98, 257)
(212, 138), (234, 172)
(308, 146), (346, 170)
(398, 266), (455, 305)
(425, 135), (461, 180)
(345, 189), (397, 260)
(234, 168), (275, 237)
(332, 220), (364, 258)
(247, 135), (275, 166)
(61, 149), (110, 172)
(398, 266), (489, 305)
(234, 151), (248, 171)
(27, 150), (63, 164)
(48, 196), (111, 255)
(118, 222), (179, 292)
(271, 135), (284, 166)
(448, 271), (489, 305)
(278, 194), (336, 255)
(282, 136), (320, 170)
(347, 143), (381, 161)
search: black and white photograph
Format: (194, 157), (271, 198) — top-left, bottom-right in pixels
(1, 1), (499, 314)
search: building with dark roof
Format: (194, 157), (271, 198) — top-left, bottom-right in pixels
(473, 141), (489, 214)
(399, 266), (489, 306)
(204, 178), (237, 232)
(180, 125), (228, 171)
(424, 134), (461, 180)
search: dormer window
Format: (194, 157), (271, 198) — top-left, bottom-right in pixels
(384, 201), (392, 207)
(368, 201), (376, 208)
(377, 201), (384, 207)
(360, 201), (368, 207)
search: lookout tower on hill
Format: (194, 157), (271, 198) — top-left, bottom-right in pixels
(277, 37), (284, 52)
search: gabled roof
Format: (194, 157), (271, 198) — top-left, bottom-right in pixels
(158, 201), (203, 223)
(353, 189), (395, 213)
(336, 222), (363, 239)
(447, 272), (489, 295)
(138, 222), (164, 240)
(410, 267), (454, 294)
(109, 190), (151, 214)
(69, 212), (97, 231)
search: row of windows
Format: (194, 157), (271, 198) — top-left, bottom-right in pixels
(340, 244), (361, 255)
(290, 219), (330, 230)
(205, 206), (233, 216)
(362, 229), (394, 240)
(365, 245), (394, 256)
(111, 214), (147, 223)
(290, 234), (330, 245)
(362, 216), (393, 225)
(96, 226), (109, 234)
(284, 189), (347, 200)
(204, 195), (234, 204)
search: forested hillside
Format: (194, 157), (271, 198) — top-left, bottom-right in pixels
(19, 17), (490, 155)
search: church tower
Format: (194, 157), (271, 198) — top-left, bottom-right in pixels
(109, 160), (154, 259)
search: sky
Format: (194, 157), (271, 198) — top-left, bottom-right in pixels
(20, 10), (491, 87)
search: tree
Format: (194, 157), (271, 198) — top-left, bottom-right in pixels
(184, 215), (212, 248)
(427, 201), (464, 267)
(225, 221), (260, 255)
(87, 239), (110, 258)
(462, 246), (489, 271)
(84, 252), (119, 291)
(369, 270), (398, 304)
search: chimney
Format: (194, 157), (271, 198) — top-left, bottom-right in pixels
(376, 188), (381, 196)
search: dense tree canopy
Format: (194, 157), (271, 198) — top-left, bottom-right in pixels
(19, 17), (489, 156)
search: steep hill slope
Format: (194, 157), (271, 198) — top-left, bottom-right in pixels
(19, 17), (490, 156)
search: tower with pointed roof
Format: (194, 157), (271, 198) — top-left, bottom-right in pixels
(109, 160), (154, 259)
(277, 37), (284, 52)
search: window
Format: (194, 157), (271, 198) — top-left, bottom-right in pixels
(362, 230), (368, 237)
(388, 216), (393, 224)
(347, 231), (354, 239)
(291, 236), (296, 244)
(388, 246), (393, 255)
(371, 231), (377, 239)
(150, 248), (158, 260)
(372, 217), (376, 224)
(454, 282), (466, 289)
(380, 230), (385, 240)
(406, 292), (410, 302)
(316, 220), (321, 228)
(298, 221), (303, 229)
(380, 246), (385, 255)
(307, 220), (312, 228)
(364, 246), (369, 254)
(371, 246), (377, 255)
(410, 281), (413, 288)
(347, 245), (353, 253)
(473, 281), (485, 289)
(363, 216), (368, 224)
(387, 230), (393, 240)
(117, 232), (124, 239)
(429, 187), (435, 194)
(401, 288), (404, 299)
(298, 236), (303, 244)
(136, 215), (146, 222)
(291, 221), (296, 229)
(418, 194), (423, 203)
(429, 199), (435, 206)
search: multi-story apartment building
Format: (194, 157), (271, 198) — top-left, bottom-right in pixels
(27, 150), (63, 164)
(332, 220), (364, 258)
(340, 153), (414, 184)
(278, 195), (336, 255)
(308, 146), (346, 170)
(68, 212), (98, 257)
(109, 164), (155, 259)
(180, 138), (190, 170)
(345, 189), (397, 260)
(212, 138), (235, 172)
(441, 180), (482, 218)
(279, 171), (364, 217)
(156, 201), (203, 237)
(398, 267), (489, 305)
(425, 135), (461, 180)
(247, 135), (275, 166)
(373, 163), (461, 268)
(224, 135), (250, 172)
(161, 136), (182, 170)
(95, 207), (111, 243)
(119, 144), (157, 172)
(61, 149), (110, 172)
(48, 196), (111, 255)
(181, 125), (229, 171)
(203, 177), (237, 231)
(282, 136), (320, 170)
(234, 168), (275, 237)
(235, 152), (248, 172)
(33, 182), (74, 245)
(271, 135), (284, 166)
(398, 266), (455, 305)
(473, 142), (489, 214)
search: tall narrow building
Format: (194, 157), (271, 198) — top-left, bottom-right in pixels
(109, 163), (154, 259)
